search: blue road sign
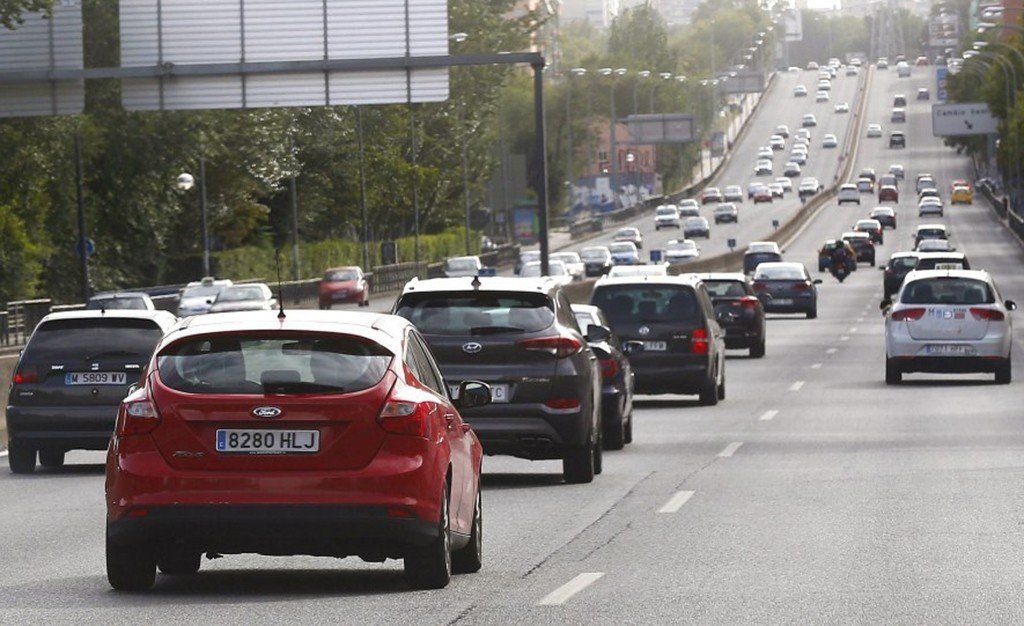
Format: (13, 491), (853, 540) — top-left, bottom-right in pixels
(727, 238), (737, 249)
(650, 249), (663, 263)
(936, 67), (949, 103)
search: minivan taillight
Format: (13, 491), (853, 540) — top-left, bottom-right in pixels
(691, 328), (710, 355)
(117, 389), (161, 436)
(518, 336), (582, 358)
(891, 307), (926, 321)
(12, 366), (37, 384)
(378, 399), (430, 438)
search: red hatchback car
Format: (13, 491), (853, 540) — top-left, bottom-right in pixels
(878, 185), (899, 203)
(105, 310), (488, 591)
(319, 266), (369, 309)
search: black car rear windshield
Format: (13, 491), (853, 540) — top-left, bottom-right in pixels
(396, 291), (555, 336)
(916, 257), (970, 271)
(23, 318), (163, 363)
(592, 285), (702, 324)
(743, 252), (781, 272)
(901, 278), (994, 305)
(889, 257), (918, 271)
(702, 280), (748, 298)
(86, 296), (148, 310)
(157, 334), (391, 394)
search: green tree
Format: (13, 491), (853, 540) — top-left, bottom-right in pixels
(0, 205), (40, 303)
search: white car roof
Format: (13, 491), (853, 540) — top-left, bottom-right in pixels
(38, 309), (178, 329)
(596, 273), (700, 287)
(903, 269), (991, 282)
(916, 223), (948, 231)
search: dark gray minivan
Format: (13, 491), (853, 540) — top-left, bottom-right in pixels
(6, 310), (177, 473)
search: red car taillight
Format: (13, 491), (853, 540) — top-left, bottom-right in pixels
(753, 282), (767, 292)
(544, 397), (581, 410)
(117, 388), (161, 436)
(970, 307), (1005, 321)
(892, 307), (926, 321)
(600, 358), (620, 379)
(691, 328), (710, 355)
(793, 282), (812, 291)
(378, 398), (430, 438)
(12, 366), (37, 384)
(735, 296), (760, 308)
(518, 336), (582, 358)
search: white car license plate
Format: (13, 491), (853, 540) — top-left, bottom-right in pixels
(924, 344), (976, 356)
(642, 341), (668, 351)
(449, 383), (510, 403)
(65, 372), (127, 386)
(772, 298), (794, 305)
(216, 429), (320, 454)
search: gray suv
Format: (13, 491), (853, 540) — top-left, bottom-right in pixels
(395, 277), (603, 484)
(7, 310), (178, 473)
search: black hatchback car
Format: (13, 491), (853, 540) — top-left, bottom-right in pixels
(6, 310), (178, 473)
(590, 275), (726, 405)
(697, 273), (767, 358)
(572, 304), (635, 450)
(395, 277), (602, 484)
(882, 252), (918, 297)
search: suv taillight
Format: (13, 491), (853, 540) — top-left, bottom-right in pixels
(117, 388), (161, 436)
(378, 397), (430, 438)
(600, 358), (620, 379)
(12, 366), (37, 384)
(518, 336), (582, 358)
(691, 328), (710, 355)
(891, 307), (926, 321)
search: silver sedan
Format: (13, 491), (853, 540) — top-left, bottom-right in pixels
(884, 269), (1016, 384)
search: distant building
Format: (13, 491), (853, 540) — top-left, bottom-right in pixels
(650, 0), (702, 25)
(560, 0), (620, 27)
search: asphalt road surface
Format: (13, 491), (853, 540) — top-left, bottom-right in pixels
(4, 63), (1024, 622)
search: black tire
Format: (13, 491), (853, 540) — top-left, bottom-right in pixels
(106, 533), (156, 592)
(717, 370), (726, 400)
(750, 338), (766, 358)
(885, 358), (902, 385)
(158, 552), (202, 576)
(603, 398), (626, 451)
(563, 445), (595, 484)
(8, 440), (36, 474)
(807, 307), (818, 319)
(38, 449), (65, 469)
(404, 486), (452, 589)
(593, 433), (603, 475)
(870, 258), (876, 267)
(698, 375), (719, 406)
(452, 488), (482, 574)
(623, 413), (634, 444)
(995, 358), (1012, 384)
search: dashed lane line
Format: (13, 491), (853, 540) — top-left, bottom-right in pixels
(826, 348), (838, 354)
(840, 336), (850, 341)
(538, 573), (605, 606)
(789, 381), (806, 392)
(717, 442), (744, 458)
(759, 409), (779, 421)
(658, 490), (696, 514)
(811, 363), (822, 369)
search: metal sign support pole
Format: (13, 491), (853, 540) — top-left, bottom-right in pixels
(356, 106), (369, 270)
(73, 132), (90, 301)
(533, 61), (550, 276)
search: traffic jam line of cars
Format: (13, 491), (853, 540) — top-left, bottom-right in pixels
(9, 57), (1002, 598)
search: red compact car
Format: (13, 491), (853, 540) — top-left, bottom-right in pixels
(878, 185), (899, 203)
(105, 310), (487, 591)
(753, 188), (773, 204)
(319, 266), (369, 308)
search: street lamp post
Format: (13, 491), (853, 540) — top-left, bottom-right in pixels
(599, 67), (628, 208)
(566, 68), (587, 214)
(176, 158), (210, 278)
(970, 51), (1020, 208)
(450, 32), (473, 255)
(634, 70), (650, 116)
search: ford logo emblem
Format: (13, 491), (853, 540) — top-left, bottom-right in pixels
(252, 406), (283, 419)
(638, 326), (651, 336)
(462, 342), (483, 354)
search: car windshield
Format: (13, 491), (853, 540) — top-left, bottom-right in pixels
(86, 296), (146, 310)
(890, 257), (918, 271)
(901, 278), (994, 305)
(609, 243), (635, 253)
(592, 285), (701, 324)
(667, 241), (696, 251)
(447, 258), (478, 271)
(702, 280), (747, 298)
(157, 333), (391, 395)
(916, 257), (968, 270)
(755, 266), (806, 280)
(744, 252), (781, 272)
(573, 312), (597, 330)
(616, 229), (637, 237)
(216, 286), (267, 302)
(551, 253), (581, 264)
(22, 318), (163, 364)
(181, 285), (223, 298)
(520, 252), (540, 263)
(918, 228), (947, 239)
(325, 269), (358, 281)
(521, 261), (566, 277)
(580, 248), (609, 261)
(656, 208), (676, 216)
(396, 291), (555, 335)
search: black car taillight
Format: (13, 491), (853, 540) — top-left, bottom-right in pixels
(12, 365), (37, 384)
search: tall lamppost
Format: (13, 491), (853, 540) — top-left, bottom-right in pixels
(450, 32), (473, 255)
(652, 72), (672, 112)
(566, 67), (587, 213)
(634, 70), (650, 115)
(598, 67), (628, 207)
(176, 162), (210, 278)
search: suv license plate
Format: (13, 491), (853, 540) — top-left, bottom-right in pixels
(216, 429), (320, 454)
(65, 372), (127, 385)
(924, 345), (976, 356)
(449, 383), (510, 403)
(642, 341), (667, 352)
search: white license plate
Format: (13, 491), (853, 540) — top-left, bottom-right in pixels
(772, 298), (794, 305)
(216, 429), (320, 454)
(65, 372), (127, 385)
(642, 341), (668, 352)
(450, 383), (510, 403)
(924, 344), (976, 356)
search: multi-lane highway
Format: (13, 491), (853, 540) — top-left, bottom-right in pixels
(4, 62), (1024, 622)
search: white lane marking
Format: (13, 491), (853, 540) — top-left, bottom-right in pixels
(717, 442), (744, 458)
(538, 572), (605, 606)
(0, 450), (7, 458)
(759, 409), (779, 421)
(811, 363), (822, 369)
(840, 336), (850, 342)
(789, 381), (805, 392)
(826, 348), (838, 354)
(857, 317), (865, 323)
(658, 490), (695, 514)
(849, 327), (858, 333)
